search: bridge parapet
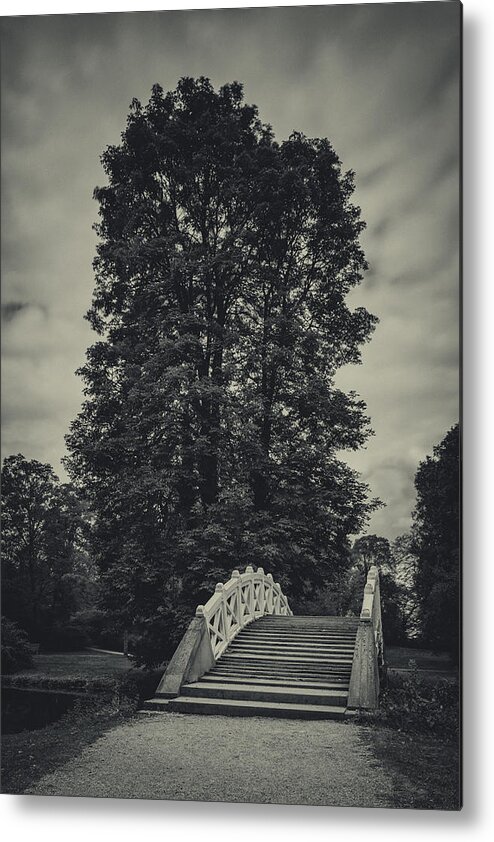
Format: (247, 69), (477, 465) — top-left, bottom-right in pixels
(196, 566), (293, 659)
(347, 565), (385, 710)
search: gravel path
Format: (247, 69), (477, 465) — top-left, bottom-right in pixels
(25, 712), (394, 807)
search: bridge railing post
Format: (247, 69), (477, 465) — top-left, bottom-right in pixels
(231, 569), (241, 636)
(245, 565), (254, 619)
(266, 573), (274, 613)
(257, 567), (265, 616)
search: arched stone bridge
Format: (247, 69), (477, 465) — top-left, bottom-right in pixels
(144, 565), (384, 719)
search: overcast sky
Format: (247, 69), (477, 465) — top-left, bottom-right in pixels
(0, 2), (460, 540)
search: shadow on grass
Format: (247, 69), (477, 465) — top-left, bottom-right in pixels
(361, 725), (460, 810)
(1, 701), (130, 794)
(357, 666), (461, 811)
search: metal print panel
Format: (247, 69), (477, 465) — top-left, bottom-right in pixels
(1, 2), (461, 809)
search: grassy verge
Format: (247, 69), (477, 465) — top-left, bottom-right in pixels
(385, 646), (455, 673)
(362, 726), (460, 810)
(1, 701), (132, 794)
(4, 650), (133, 680)
(2, 651), (134, 696)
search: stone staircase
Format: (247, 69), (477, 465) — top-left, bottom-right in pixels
(144, 615), (359, 720)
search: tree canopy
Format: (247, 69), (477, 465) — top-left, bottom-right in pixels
(65, 77), (379, 662)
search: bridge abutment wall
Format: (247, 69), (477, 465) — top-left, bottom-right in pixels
(347, 565), (384, 710)
(154, 615), (215, 699)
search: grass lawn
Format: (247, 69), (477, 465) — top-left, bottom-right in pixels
(362, 725), (461, 810)
(2, 650), (134, 695)
(386, 646), (456, 673)
(6, 650), (133, 681)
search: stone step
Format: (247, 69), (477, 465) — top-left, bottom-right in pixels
(213, 669), (352, 683)
(220, 652), (354, 665)
(226, 653), (353, 664)
(201, 674), (349, 691)
(163, 695), (349, 720)
(256, 614), (359, 626)
(211, 667), (351, 682)
(250, 618), (357, 623)
(253, 626), (358, 634)
(235, 640), (355, 649)
(181, 680), (348, 706)
(217, 652), (353, 664)
(255, 618), (358, 628)
(238, 632), (357, 642)
(247, 617), (357, 622)
(217, 668), (352, 680)
(232, 632), (357, 642)
(212, 675), (352, 686)
(214, 659), (353, 673)
(250, 630), (356, 637)
(222, 646), (355, 658)
(228, 642), (355, 654)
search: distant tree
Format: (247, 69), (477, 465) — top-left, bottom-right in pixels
(392, 532), (421, 637)
(378, 571), (408, 645)
(1, 454), (93, 640)
(65, 77), (378, 663)
(351, 534), (395, 576)
(409, 424), (460, 659)
(343, 534), (407, 643)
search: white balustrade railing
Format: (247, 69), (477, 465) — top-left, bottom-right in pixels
(195, 565), (293, 659)
(359, 565), (384, 669)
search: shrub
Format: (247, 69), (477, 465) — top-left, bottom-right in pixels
(95, 628), (126, 651)
(69, 608), (109, 643)
(131, 607), (192, 668)
(39, 620), (90, 652)
(376, 665), (459, 739)
(69, 609), (138, 653)
(1, 617), (34, 674)
(115, 668), (164, 712)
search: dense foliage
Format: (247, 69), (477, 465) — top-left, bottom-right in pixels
(65, 77), (379, 663)
(1, 616), (34, 674)
(390, 425), (460, 658)
(377, 668), (459, 740)
(1, 454), (95, 647)
(409, 425), (460, 659)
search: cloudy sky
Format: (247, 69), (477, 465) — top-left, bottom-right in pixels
(0, 2), (460, 540)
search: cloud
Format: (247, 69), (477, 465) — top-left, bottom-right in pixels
(1, 301), (30, 322)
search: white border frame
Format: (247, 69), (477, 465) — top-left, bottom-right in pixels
(2, 0), (492, 837)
